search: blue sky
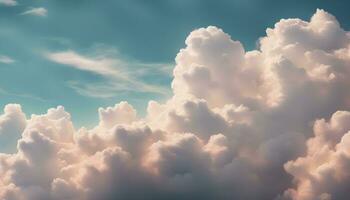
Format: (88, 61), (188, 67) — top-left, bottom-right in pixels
(1, 0), (349, 127)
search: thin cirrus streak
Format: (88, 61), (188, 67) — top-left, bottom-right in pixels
(46, 50), (171, 97)
(20, 7), (47, 17)
(1, 9), (350, 200)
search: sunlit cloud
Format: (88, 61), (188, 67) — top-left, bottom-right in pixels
(1, 8), (350, 200)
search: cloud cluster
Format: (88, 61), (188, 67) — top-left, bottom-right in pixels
(1, 9), (350, 200)
(280, 111), (350, 200)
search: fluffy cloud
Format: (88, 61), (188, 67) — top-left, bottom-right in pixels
(0, 104), (26, 153)
(1, 9), (350, 200)
(98, 101), (137, 128)
(280, 111), (350, 200)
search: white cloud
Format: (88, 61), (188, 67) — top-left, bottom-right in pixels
(1, 9), (350, 200)
(0, 55), (15, 64)
(0, 0), (17, 6)
(98, 101), (137, 128)
(280, 111), (350, 200)
(21, 7), (47, 17)
(0, 104), (26, 153)
(47, 51), (122, 77)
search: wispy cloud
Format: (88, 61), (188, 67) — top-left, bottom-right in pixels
(47, 51), (122, 77)
(0, 87), (46, 102)
(21, 7), (47, 17)
(0, 55), (15, 64)
(67, 81), (125, 98)
(46, 50), (171, 98)
(0, 0), (17, 6)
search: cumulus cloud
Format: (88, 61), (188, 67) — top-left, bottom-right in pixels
(98, 101), (137, 128)
(21, 7), (47, 17)
(279, 111), (350, 200)
(1, 9), (350, 200)
(0, 104), (26, 153)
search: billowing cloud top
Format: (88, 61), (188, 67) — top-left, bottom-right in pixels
(1, 9), (350, 200)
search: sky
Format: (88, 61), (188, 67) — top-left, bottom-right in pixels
(1, 0), (350, 127)
(3, 1), (350, 200)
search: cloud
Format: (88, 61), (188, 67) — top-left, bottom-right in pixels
(279, 111), (350, 200)
(46, 50), (171, 97)
(0, 88), (46, 102)
(47, 51), (122, 78)
(0, 55), (15, 64)
(21, 7), (47, 17)
(1, 9), (350, 200)
(0, 0), (17, 6)
(0, 104), (26, 153)
(98, 101), (137, 128)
